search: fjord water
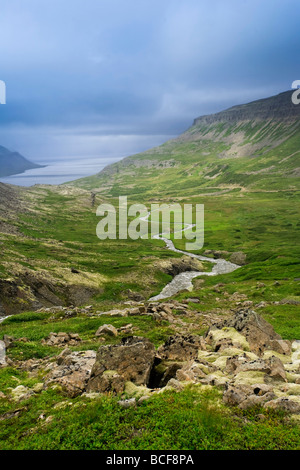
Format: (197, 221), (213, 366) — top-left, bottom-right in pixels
(0, 155), (122, 186)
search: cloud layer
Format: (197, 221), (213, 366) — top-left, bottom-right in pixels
(0, 0), (299, 161)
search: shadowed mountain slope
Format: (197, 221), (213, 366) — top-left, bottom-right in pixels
(72, 90), (300, 197)
(0, 145), (44, 177)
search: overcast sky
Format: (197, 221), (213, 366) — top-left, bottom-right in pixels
(0, 0), (299, 163)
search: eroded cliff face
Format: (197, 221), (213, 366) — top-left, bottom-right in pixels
(81, 89), (300, 197)
(0, 183), (23, 213)
(0, 274), (99, 316)
(193, 90), (300, 126)
(0, 183), (110, 315)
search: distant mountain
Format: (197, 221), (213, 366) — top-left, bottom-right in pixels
(72, 90), (300, 196)
(0, 145), (45, 177)
(193, 89), (300, 125)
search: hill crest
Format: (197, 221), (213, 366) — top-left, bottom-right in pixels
(71, 89), (300, 195)
(193, 90), (300, 126)
(0, 145), (44, 178)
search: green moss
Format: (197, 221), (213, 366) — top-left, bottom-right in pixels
(0, 385), (299, 450)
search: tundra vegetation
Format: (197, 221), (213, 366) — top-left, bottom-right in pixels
(0, 91), (299, 450)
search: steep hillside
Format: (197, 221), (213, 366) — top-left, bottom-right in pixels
(0, 145), (44, 177)
(72, 90), (300, 197)
(0, 91), (299, 316)
(0, 93), (300, 451)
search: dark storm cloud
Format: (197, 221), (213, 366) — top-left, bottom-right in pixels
(0, 0), (299, 160)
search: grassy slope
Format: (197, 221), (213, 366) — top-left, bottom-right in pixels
(68, 115), (300, 306)
(1, 378), (299, 450)
(72, 119), (300, 197)
(1, 97), (300, 449)
(0, 186), (185, 310)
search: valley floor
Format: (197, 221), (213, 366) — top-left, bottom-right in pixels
(0, 184), (299, 450)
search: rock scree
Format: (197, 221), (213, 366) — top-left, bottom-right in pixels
(7, 308), (298, 414)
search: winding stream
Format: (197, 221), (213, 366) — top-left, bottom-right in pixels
(0, 209), (240, 321)
(141, 210), (240, 301)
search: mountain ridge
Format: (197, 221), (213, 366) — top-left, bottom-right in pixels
(193, 90), (300, 125)
(71, 89), (300, 195)
(0, 145), (45, 178)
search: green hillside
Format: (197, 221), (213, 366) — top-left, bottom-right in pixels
(0, 91), (300, 450)
(72, 90), (300, 197)
(1, 90), (299, 314)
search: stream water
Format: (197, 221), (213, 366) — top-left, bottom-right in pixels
(142, 211), (240, 301)
(0, 209), (240, 320)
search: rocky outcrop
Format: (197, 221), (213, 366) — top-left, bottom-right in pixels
(4, 308), (300, 414)
(193, 90), (300, 126)
(158, 256), (205, 276)
(95, 324), (118, 337)
(229, 252), (247, 266)
(42, 332), (82, 347)
(215, 309), (292, 356)
(223, 384), (276, 409)
(0, 273), (98, 316)
(201, 250), (247, 266)
(86, 336), (156, 394)
(44, 350), (97, 398)
(203, 250), (230, 259)
(157, 334), (206, 361)
(94, 300), (191, 324)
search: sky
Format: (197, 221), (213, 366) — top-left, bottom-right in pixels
(0, 0), (299, 166)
